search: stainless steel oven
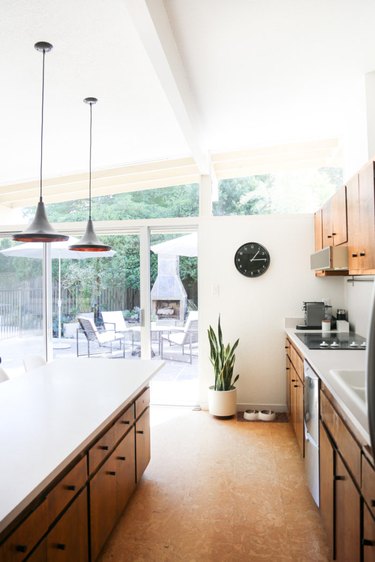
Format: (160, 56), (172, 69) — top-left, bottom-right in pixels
(304, 360), (320, 506)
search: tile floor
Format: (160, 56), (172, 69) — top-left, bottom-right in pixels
(98, 406), (329, 562)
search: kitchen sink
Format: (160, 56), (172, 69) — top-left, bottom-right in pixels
(330, 369), (366, 404)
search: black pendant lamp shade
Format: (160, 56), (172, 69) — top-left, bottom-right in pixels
(13, 42), (68, 243)
(69, 98), (111, 252)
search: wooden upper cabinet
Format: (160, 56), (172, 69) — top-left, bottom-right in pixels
(347, 163), (375, 274)
(322, 185), (348, 247)
(314, 209), (323, 251)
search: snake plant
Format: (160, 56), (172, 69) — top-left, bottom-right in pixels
(208, 316), (239, 391)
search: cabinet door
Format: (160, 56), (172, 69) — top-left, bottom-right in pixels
(314, 209), (323, 251)
(90, 455), (117, 561)
(319, 421), (334, 560)
(294, 375), (304, 456)
(115, 427), (136, 517)
(363, 504), (375, 562)
(335, 455), (361, 562)
(358, 162), (375, 272)
(332, 185), (348, 245)
(322, 198), (333, 247)
(46, 488), (88, 562)
(136, 407), (150, 483)
(286, 355), (292, 417)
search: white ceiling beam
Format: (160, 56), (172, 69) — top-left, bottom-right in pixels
(125, 0), (210, 175)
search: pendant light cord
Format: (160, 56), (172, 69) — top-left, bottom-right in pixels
(39, 48), (46, 203)
(88, 101), (93, 220)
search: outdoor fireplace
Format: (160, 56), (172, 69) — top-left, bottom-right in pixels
(150, 255), (187, 322)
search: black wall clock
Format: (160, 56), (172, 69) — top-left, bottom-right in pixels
(234, 242), (270, 277)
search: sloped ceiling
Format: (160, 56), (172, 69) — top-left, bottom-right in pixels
(0, 0), (374, 204)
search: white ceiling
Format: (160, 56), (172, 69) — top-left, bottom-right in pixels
(1, 0), (375, 190)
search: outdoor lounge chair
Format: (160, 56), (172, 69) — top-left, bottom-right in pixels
(160, 311), (198, 363)
(101, 311), (138, 353)
(76, 316), (127, 358)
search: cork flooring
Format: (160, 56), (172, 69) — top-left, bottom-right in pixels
(98, 406), (329, 562)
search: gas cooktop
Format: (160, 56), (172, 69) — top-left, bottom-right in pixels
(295, 332), (367, 350)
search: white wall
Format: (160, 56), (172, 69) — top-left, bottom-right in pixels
(198, 214), (345, 411)
(344, 276), (374, 337)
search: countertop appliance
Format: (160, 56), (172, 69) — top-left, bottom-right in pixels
(304, 360), (319, 506)
(296, 332), (367, 350)
(296, 301), (328, 330)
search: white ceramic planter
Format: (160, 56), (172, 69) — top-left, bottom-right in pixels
(208, 386), (237, 417)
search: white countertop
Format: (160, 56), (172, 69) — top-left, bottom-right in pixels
(286, 328), (369, 444)
(0, 358), (164, 534)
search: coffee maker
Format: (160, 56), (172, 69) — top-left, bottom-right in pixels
(296, 301), (327, 329)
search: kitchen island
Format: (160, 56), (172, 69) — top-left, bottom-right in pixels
(0, 357), (164, 561)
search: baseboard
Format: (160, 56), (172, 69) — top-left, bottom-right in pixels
(199, 402), (287, 413)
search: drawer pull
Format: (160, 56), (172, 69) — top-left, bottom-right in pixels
(286, 367), (290, 370)
(334, 475), (345, 481)
(117, 456), (126, 461)
(121, 420), (130, 425)
(107, 470), (116, 476)
(16, 545), (28, 553)
(136, 430), (144, 434)
(352, 253), (358, 257)
(65, 484), (76, 491)
(99, 445), (109, 451)
(327, 235), (332, 238)
(360, 252), (366, 257)
(56, 543), (66, 550)
(363, 539), (375, 547)
(371, 500), (375, 507)
(291, 379), (296, 382)
(293, 385), (298, 388)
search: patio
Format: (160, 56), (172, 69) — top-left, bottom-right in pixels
(0, 331), (199, 407)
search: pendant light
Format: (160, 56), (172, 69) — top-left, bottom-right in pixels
(13, 42), (68, 243)
(69, 98), (111, 252)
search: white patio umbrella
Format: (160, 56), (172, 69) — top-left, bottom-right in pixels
(150, 232), (197, 257)
(0, 237), (115, 345)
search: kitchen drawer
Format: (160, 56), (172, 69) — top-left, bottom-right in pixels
(135, 387), (150, 418)
(362, 454), (375, 516)
(320, 391), (361, 484)
(289, 344), (304, 379)
(48, 456), (87, 522)
(0, 499), (48, 561)
(114, 403), (135, 442)
(89, 423), (118, 475)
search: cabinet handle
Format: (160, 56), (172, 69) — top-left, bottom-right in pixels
(99, 445), (109, 450)
(334, 475), (345, 481)
(360, 252), (366, 256)
(363, 539), (375, 547)
(65, 484), (76, 491)
(107, 470), (116, 476)
(371, 499), (375, 507)
(56, 544), (66, 550)
(117, 456), (126, 461)
(136, 430), (144, 434)
(327, 235), (332, 239)
(332, 232), (336, 236)
(293, 384), (298, 388)
(352, 253), (358, 257)
(16, 545), (28, 553)
(121, 420), (130, 425)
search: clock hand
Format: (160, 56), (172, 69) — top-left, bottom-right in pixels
(250, 250), (260, 262)
(252, 257), (267, 262)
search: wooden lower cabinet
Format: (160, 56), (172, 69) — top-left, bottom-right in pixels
(286, 341), (304, 457)
(335, 455), (361, 562)
(319, 421), (334, 560)
(136, 407), (151, 482)
(90, 428), (136, 561)
(27, 489), (88, 562)
(363, 504), (375, 562)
